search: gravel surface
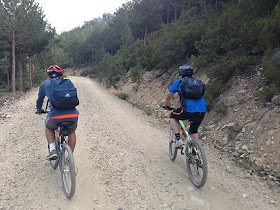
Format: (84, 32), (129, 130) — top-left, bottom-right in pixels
(0, 76), (279, 210)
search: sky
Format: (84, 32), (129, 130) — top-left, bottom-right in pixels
(35, 0), (128, 34)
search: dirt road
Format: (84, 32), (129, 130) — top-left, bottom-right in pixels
(0, 76), (279, 209)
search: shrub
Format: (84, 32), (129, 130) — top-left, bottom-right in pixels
(81, 68), (94, 77)
(257, 84), (279, 102)
(214, 101), (228, 115)
(129, 64), (143, 83)
(204, 79), (229, 110)
(144, 108), (153, 116)
(116, 92), (129, 100)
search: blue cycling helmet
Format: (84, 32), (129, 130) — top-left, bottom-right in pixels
(179, 65), (194, 77)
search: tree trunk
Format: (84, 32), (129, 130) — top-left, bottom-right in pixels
(7, 69), (10, 87)
(167, 1), (170, 24)
(174, 4), (177, 21)
(144, 23), (148, 46)
(18, 50), (23, 91)
(29, 57), (33, 89)
(11, 29), (16, 92)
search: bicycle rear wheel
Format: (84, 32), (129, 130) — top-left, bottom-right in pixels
(186, 139), (207, 188)
(61, 144), (76, 199)
(169, 128), (178, 161)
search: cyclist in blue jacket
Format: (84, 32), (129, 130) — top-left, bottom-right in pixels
(36, 65), (79, 160)
(163, 65), (206, 147)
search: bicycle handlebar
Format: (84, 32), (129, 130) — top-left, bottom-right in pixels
(162, 105), (175, 111)
(35, 109), (48, 114)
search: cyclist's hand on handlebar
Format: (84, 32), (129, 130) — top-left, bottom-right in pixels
(35, 109), (43, 114)
(35, 109), (46, 114)
(162, 105), (171, 110)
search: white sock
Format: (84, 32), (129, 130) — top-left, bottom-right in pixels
(49, 143), (56, 151)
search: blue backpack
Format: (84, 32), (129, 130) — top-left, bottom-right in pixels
(49, 78), (79, 109)
(180, 77), (205, 99)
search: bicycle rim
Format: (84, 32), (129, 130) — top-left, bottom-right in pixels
(169, 129), (178, 161)
(61, 144), (76, 199)
(186, 139), (207, 188)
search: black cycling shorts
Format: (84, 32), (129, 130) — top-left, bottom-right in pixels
(170, 108), (205, 134)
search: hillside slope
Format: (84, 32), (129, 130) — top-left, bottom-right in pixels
(115, 67), (280, 186)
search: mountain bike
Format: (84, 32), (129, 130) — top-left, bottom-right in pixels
(39, 109), (76, 199)
(167, 107), (207, 188)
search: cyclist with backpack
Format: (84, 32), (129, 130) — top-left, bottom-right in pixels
(36, 65), (79, 160)
(162, 65), (206, 148)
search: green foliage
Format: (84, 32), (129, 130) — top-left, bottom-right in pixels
(259, 3), (280, 50)
(129, 64), (143, 83)
(0, 0), (55, 92)
(80, 68), (95, 77)
(0, 53), (9, 88)
(257, 84), (279, 102)
(204, 79), (228, 110)
(214, 101), (228, 115)
(258, 48), (280, 101)
(263, 50), (280, 87)
(1, 0), (278, 98)
(144, 108), (153, 116)
(97, 53), (126, 86)
(116, 92), (129, 100)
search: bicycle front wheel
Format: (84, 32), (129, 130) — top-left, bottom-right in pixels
(186, 139), (207, 188)
(169, 128), (178, 161)
(61, 144), (76, 199)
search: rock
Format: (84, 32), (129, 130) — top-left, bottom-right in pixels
(222, 122), (236, 129)
(242, 194), (249, 198)
(235, 133), (242, 140)
(268, 175), (278, 181)
(242, 145), (248, 151)
(232, 151), (239, 157)
(238, 90), (246, 94)
(227, 122), (236, 127)
(205, 125), (215, 131)
(222, 136), (228, 144)
(271, 95), (280, 106)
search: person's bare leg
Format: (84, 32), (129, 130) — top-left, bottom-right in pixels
(191, 133), (199, 140)
(45, 127), (55, 144)
(68, 132), (76, 152)
(170, 118), (180, 133)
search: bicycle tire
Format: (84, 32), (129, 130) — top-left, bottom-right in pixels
(169, 128), (178, 161)
(61, 144), (76, 199)
(186, 139), (207, 188)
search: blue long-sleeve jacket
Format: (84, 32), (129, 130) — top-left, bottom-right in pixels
(36, 79), (79, 118)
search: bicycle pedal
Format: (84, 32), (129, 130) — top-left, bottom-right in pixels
(181, 147), (184, 155)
